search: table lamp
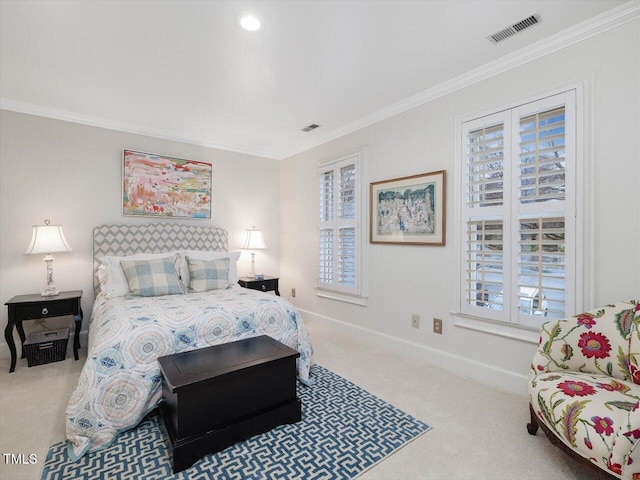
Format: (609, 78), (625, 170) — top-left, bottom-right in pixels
(25, 220), (72, 296)
(241, 226), (267, 278)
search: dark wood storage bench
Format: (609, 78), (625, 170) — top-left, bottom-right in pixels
(157, 335), (302, 473)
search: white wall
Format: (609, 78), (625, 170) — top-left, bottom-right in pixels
(0, 111), (281, 356)
(280, 20), (640, 395)
(1, 20), (637, 394)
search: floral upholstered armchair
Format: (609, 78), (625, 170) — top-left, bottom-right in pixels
(528, 301), (640, 479)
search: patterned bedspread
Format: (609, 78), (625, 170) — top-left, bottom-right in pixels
(65, 286), (313, 460)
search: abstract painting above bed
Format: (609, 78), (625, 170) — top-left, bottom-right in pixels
(66, 286), (313, 460)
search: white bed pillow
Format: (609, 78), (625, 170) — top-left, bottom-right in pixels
(98, 252), (180, 298)
(180, 250), (240, 287)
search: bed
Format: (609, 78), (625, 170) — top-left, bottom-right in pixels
(65, 223), (313, 460)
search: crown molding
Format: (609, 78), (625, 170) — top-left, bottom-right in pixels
(0, 99), (281, 160)
(281, 0), (640, 159)
(1, 1), (638, 161)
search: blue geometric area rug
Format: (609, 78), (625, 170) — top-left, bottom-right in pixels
(41, 365), (430, 480)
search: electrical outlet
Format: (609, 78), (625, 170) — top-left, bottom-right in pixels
(433, 318), (443, 334)
(291, 288), (296, 298)
(411, 314), (420, 329)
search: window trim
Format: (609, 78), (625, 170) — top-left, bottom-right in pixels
(454, 315), (540, 344)
(316, 147), (368, 304)
(453, 82), (590, 332)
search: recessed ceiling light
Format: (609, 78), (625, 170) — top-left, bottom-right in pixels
(240, 15), (261, 32)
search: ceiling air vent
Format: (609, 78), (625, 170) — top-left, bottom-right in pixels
(488, 14), (541, 44)
(301, 124), (320, 132)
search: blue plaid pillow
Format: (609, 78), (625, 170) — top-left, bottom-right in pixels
(120, 256), (184, 297)
(186, 256), (230, 292)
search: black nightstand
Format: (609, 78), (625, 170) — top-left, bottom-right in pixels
(238, 276), (280, 296)
(4, 290), (83, 372)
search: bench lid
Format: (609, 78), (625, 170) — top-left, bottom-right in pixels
(158, 335), (300, 392)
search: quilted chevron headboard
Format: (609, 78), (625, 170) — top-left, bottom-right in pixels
(93, 223), (228, 296)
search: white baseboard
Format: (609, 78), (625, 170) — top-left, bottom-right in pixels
(299, 308), (529, 397)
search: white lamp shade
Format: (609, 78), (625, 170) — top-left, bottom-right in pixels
(241, 227), (267, 250)
(25, 224), (73, 254)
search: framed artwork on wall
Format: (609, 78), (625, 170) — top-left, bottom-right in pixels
(370, 170), (446, 245)
(122, 149), (212, 218)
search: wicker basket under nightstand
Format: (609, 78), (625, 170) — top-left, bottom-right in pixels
(24, 328), (69, 367)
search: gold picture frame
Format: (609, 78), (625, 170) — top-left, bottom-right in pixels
(370, 170), (446, 245)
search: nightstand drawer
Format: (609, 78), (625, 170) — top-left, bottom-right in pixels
(238, 276), (280, 296)
(247, 279), (276, 292)
(17, 300), (75, 319)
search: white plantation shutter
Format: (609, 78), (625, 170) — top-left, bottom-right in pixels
(465, 219), (505, 314)
(519, 107), (566, 204)
(320, 171), (334, 221)
(467, 123), (505, 208)
(318, 228), (334, 284)
(318, 152), (363, 296)
(461, 91), (577, 328)
(340, 165), (356, 219)
(338, 227), (356, 287)
(514, 94), (574, 328)
(462, 111), (510, 321)
(318, 170), (335, 285)
(518, 217), (566, 320)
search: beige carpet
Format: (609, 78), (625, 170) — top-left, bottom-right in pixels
(0, 320), (609, 480)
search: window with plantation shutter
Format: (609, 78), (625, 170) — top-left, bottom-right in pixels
(317, 150), (366, 300)
(460, 90), (579, 329)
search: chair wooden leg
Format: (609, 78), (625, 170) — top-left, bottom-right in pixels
(527, 403), (539, 435)
(526, 400), (618, 478)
